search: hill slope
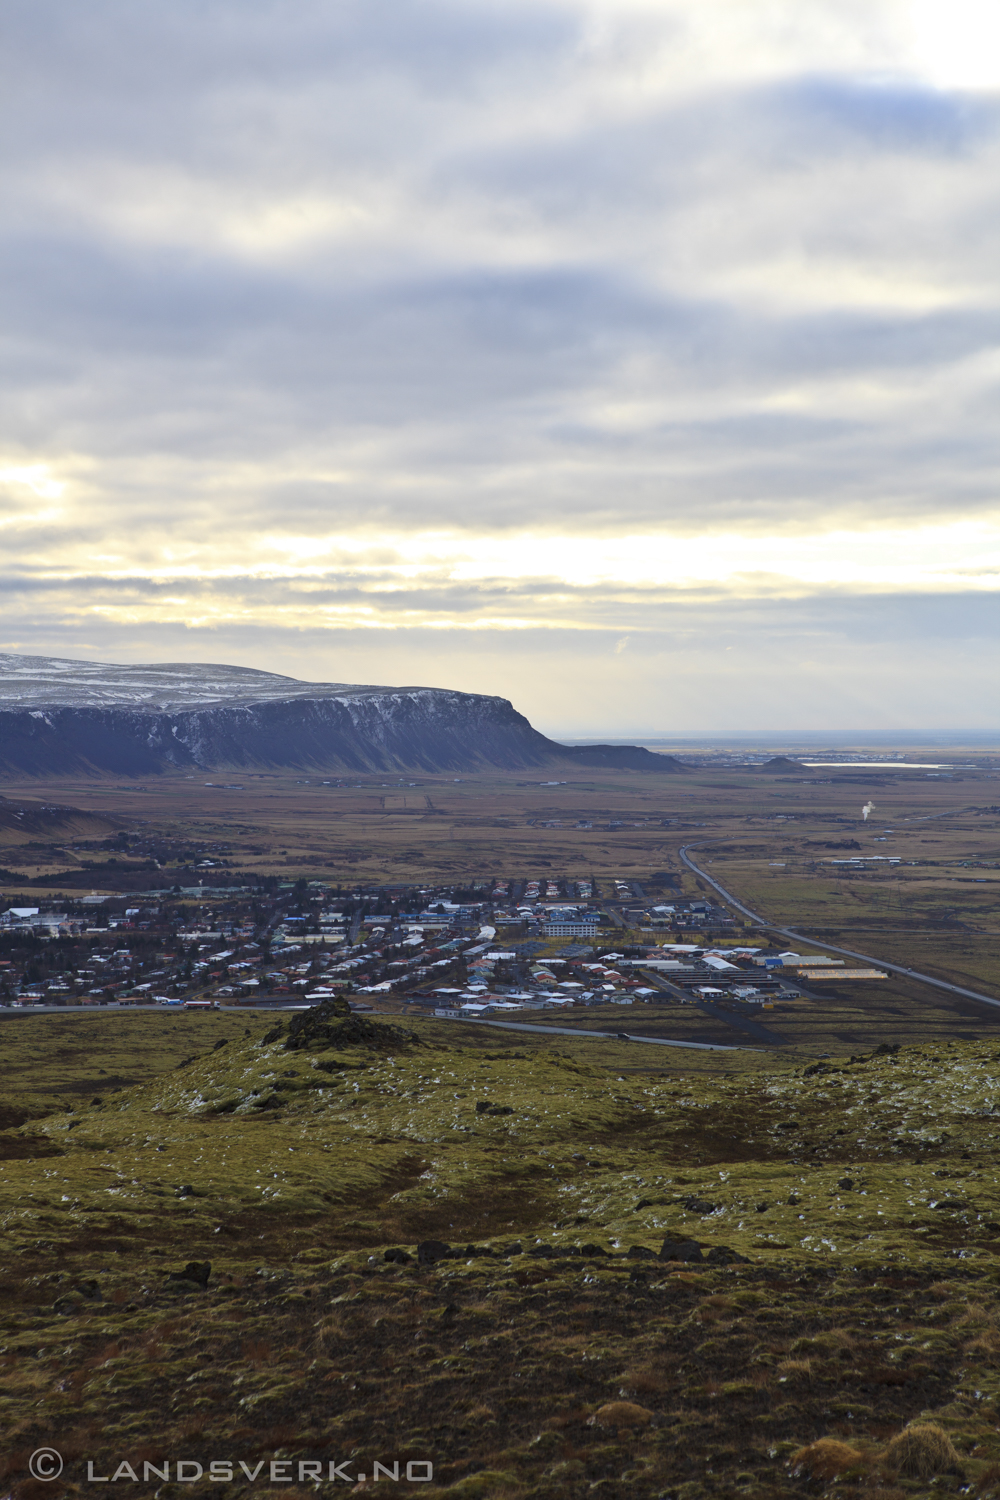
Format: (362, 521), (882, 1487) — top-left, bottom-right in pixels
(2, 1015), (1000, 1496)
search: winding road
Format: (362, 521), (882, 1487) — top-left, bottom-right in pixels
(679, 840), (1000, 1013)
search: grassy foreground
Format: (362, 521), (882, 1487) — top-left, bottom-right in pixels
(4, 1010), (1000, 1497)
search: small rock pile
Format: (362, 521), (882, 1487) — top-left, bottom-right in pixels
(264, 997), (420, 1053)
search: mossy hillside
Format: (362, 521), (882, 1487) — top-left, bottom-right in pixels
(8, 1022), (1000, 1494)
(8, 1028), (1000, 1269)
(0, 1008), (253, 1124)
(7, 1238), (1000, 1497)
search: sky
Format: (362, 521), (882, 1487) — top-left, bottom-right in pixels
(1, 0), (998, 736)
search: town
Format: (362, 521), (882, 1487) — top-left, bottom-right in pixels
(0, 873), (883, 1030)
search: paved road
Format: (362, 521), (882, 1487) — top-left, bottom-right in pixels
(679, 840), (1000, 1013)
(440, 1015), (740, 1051)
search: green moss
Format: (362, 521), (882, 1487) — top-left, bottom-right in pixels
(6, 1020), (1000, 1497)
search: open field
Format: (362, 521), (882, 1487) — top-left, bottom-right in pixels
(2, 756), (999, 1050)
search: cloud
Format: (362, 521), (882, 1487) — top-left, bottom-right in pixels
(0, 0), (997, 727)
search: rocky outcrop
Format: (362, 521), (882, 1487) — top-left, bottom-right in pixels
(0, 654), (684, 776)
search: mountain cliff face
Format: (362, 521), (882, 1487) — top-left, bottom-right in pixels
(0, 654), (684, 776)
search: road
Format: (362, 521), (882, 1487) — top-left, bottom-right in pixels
(679, 840), (1000, 1013)
(438, 1015), (739, 1051)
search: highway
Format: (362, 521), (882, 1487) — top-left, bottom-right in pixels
(443, 1015), (739, 1051)
(679, 840), (1000, 1013)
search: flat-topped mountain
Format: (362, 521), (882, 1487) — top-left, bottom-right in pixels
(0, 653), (687, 776)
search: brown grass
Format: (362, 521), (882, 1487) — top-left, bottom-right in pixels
(589, 1401), (653, 1430)
(791, 1439), (866, 1480)
(955, 1301), (994, 1327)
(776, 1357), (813, 1385)
(882, 1422), (960, 1479)
(619, 1365), (671, 1398)
(241, 1338), (273, 1365)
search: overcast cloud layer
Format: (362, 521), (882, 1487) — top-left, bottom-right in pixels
(1, 0), (998, 734)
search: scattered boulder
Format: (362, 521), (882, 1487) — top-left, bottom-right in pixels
(626, 1245), (657, 1259)
(177, 1184), (196, 1197)
(53, 1295), (82, 1316)
(659, 1238), (704, 1263)
(682, 1196), (719, 1215)
(476, 1101), (514, 1116)
(705, 1246), (749, 1265)
(417, 1240), (451, 1266)
(384, 1248), (412, 1264)
(167, 1261), (211, 1290)
(74, 1279), (102, 1300)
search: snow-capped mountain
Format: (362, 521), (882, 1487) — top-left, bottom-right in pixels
(0, 654), (676, 776)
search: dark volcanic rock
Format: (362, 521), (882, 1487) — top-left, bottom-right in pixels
(417, 1240), (451, 1266)
(659, 1238), (704, 1263)
(167, 1261), (212, 1290)
(0, 653), (679, 776)
(272, 997), (420, 1054)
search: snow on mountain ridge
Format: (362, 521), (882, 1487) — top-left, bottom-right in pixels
(0, 653), (456, 710)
